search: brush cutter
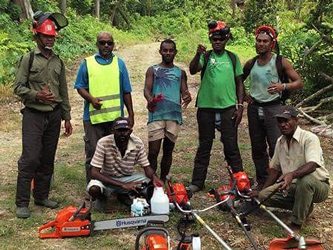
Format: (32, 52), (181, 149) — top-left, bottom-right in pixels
(209, 166), (260, 250)
(238, 183), (324, 250)
(211, 165), (324, 249)
(166, 178), (233, 250)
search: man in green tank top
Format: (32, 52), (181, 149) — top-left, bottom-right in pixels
(188, 20), (245, 192)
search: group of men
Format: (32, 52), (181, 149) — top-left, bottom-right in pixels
(14, 12), (330, 231)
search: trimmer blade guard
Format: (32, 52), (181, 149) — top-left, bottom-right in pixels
(269, 236), (323, 250)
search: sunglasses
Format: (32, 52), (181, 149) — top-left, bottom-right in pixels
(211, 37), (227, 42)
(98, 40), (114, 46)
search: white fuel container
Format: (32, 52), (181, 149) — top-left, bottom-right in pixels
(150, 186), (169, 215)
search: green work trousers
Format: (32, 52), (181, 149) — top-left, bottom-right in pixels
(259, 175), (330, 225)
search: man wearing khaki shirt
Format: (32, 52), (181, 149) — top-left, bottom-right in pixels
(251, 105), (330, 230)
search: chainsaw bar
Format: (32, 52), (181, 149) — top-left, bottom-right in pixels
(93, 215), (169, 231)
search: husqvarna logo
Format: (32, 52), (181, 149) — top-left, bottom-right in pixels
(116, 218), (147, 227)
(62, 227), (80, 232)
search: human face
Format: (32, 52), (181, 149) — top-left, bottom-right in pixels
(114, 128), (132, 144)
(97, 33), (114, 58)
(159, 42), (177, 65)
(38, 33), (56, 50)
(255, 33), (273, 55)
(210, 34), (228, 53)
(277, 117), (298, 137)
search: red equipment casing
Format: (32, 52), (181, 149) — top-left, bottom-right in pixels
(38, 206), (91, 238)
(166, 183), (189, 207)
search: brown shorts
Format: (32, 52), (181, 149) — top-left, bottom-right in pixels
(148, 120), (180, 143)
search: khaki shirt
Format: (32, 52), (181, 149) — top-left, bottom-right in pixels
(270, 126), (330, 182)
(14, 48), (71, 120)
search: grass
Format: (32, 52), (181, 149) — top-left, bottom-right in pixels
(0, 40), (332, 250)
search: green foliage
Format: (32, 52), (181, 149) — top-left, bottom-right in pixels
(243, 0), (278, 33)
(31, 0), (59, 13)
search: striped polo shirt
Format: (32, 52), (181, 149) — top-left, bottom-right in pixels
(91, 134), (150, 177)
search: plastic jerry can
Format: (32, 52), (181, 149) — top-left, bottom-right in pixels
(150, 186), (169, 215)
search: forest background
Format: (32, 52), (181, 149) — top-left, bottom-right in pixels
(0, 0), (333, 249)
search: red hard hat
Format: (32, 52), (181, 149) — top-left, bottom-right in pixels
(33, 19), (57, 36)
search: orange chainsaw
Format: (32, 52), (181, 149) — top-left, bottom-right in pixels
(38, 203), (169, 239)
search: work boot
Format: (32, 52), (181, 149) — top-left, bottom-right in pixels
(34, 199), (59, 209)
(16, 207), (30, 219)
(187, 184), (202, 193)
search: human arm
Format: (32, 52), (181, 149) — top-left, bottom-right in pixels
(144, 166), (164, 187)
(189, 44), (206, 75)
(233, 56), (245, 127)
(278, 162), (318, 190)
(143, 66), (156, 112)
(90, 167), (141, 191)
(242, 59), (255, 104)
(268, 58), (303, 94)
(180, 70), (192, 108)
(123, 93), (134, 127)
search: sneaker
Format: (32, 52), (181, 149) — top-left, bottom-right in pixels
(16, 207), (30, 219)
(34, 199), (59, 209)
(187, 184), (202, 193)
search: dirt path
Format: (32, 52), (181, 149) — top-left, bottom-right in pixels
(1, 42), (332, 249)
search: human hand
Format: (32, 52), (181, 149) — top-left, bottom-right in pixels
(244, 94), (253, 104)
(63, 120), (72, 137)
(36, 85), (56, 104)
(91, 97), (102, 109)
(182, 91), (192, 109)
(196, 44), (206, 55)
(152, 175), (164, 187)
(232, 106), (243, 127)
(121, 181), (143, 192)
(277, 172), (294, 190)
(267, 82), (283, 95)
(249, 190), (259, 198)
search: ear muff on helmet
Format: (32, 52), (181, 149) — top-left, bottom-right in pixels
(208, 20), (230, 36)
(32, 11), (68, 36)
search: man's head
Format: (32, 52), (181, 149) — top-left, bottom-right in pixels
(255, 25), (277, 55)
(32, 11), (68, 51)
(96, 31), (114, 59)
(208, 20), (231, 53)
(113, 117), (132, 145)
(159, 39), (177, 65)
(275, 106), (299, 136)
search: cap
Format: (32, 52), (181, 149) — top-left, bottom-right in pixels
(113, 118), (130, 130)
(275, 106), (298, 119)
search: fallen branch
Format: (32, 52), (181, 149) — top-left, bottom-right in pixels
(296, 74), (333, 107)
(297, 107), (326, 125)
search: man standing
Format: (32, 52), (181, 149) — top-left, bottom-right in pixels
(144, 39), (191, 182)
(87, 117), (163, 209)
(243, 25), (303, 189)
(14, 12), (72, 218)
(251, 106), (330, 230)
(74, 31), (134, 183)
(188, 20), (244, 192)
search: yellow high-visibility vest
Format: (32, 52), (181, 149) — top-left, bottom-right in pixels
(86, 55), (121, 124)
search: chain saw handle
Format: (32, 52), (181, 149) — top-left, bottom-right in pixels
(38, 220), (58, 239)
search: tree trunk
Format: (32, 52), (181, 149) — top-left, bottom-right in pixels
(60, 0), (67, 15)
(11, 0), (33, 20)
(94, 0), (100, 19)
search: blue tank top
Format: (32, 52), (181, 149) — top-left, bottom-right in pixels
(249, 54), (281, 103)
(148, 65), (182, 124)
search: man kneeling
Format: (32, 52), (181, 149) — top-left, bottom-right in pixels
(87, 117), (163, 210)
(251, 106), (330, 230)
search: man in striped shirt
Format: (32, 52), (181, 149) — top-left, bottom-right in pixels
(87, 117), (163, 209)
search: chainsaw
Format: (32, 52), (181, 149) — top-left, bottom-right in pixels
(38, 203), (169, 239)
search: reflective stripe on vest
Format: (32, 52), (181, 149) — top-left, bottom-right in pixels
(86, 55), (121, 124)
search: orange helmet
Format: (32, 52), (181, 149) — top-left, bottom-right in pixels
(33, 19), (57, 36)
(208, 20), (230, 37)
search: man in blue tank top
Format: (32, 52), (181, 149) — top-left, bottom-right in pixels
(243, 25), (303, 189)
(144, 39), (192, 182)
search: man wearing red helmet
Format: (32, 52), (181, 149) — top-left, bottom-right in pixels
(14, 12), (72, 218)
(243, 25), (303, 190)
(188, 20), (244, 193)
